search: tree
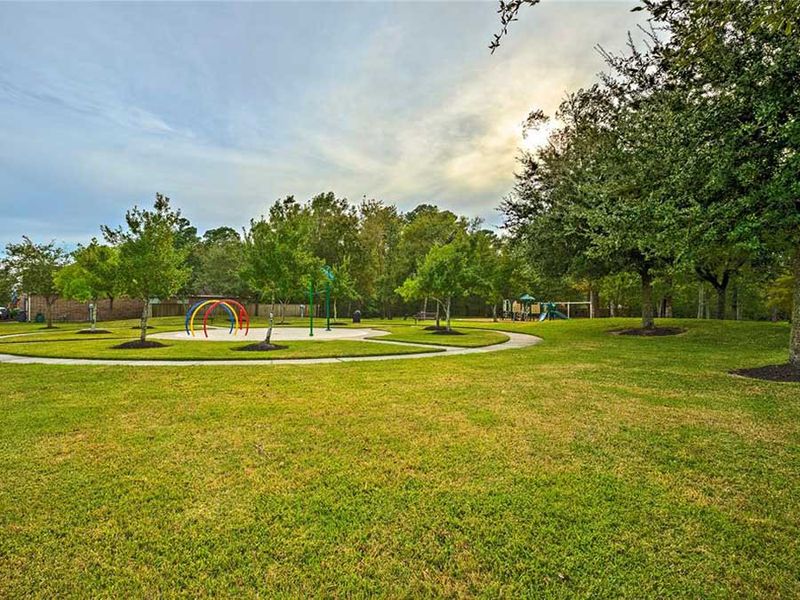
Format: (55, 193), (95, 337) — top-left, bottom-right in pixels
(0, 261), (14, 307)
(396, 232), (475, 331)
(641, 0), (800, 363)
(505, 80), (680, 329)
(55, 241), (120, 330)
(355, 199), (403, 317)
(192, 228), (248, 297)
(243, 197), (321, 323)
(493, 0), (800, 362)
(103, 194), (190, 344)
(4, 237), (67, 328)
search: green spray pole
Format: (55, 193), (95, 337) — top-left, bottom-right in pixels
(309, 280), (314, 337)
(325, 280), (331, 331)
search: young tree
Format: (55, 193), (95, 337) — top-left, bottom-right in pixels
(4, 237), (67, 328)
(243, 197), (321, 323)
(396, 232), (475, 331)
(55, 241), (120, 330)
(103, 194), (190, 344)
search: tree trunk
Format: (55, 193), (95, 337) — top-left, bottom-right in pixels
(609, 302), (616, 318)
(697, 284), (705, 319)
(333, 299), (338, 321)
(270, 295), (275, 322)
(139, 301), (149, 343)
(109, 296), (115, 315)
(445, 296), (452, 332)
(641, 271), (655, 330)
(492, 303), (498, 322)
(715, 285), (727, 320)
(44, 297), (56, 329)
(664, 294), (673, 318)
(265, 312), (274, 344)
(435, 302), (441, 329)
(790, 247), (800, 367)
(90, 298), (97, 332)
(731, 283), (740, 320)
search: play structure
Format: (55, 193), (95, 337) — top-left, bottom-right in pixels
(539, 301), (569, 321)
(503, 294), (588, 320)
(184, 299), (250, 338)
(308, 265), (335, 337)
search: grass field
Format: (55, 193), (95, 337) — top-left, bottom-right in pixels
(1, 318), (799, 597)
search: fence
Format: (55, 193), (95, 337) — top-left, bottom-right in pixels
(24, 296), (145, 322)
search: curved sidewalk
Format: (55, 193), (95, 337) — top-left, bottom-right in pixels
(0, 331), (541, 366)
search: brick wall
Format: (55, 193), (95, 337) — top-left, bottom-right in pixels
(26, 296), (145, 322)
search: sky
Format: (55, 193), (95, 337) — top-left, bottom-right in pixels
(0, 0), (646, 249)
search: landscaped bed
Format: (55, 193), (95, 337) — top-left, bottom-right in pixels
(367, 324), (509, 347)
(0, 319), (507, 361)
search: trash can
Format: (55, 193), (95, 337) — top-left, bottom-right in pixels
(352, 309), (362, 324)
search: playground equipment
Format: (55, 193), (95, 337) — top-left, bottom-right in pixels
(185, 299), (250, 338)
(539, 301), (569, 321)
(308, 265), (335, 337)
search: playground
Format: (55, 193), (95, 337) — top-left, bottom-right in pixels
(0, 315), (516, 363)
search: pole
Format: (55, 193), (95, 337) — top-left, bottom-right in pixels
(325, 281), (331, 331)
(309, 281), (314, 337)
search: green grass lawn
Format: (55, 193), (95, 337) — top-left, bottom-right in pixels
(1, 318), (799, 597)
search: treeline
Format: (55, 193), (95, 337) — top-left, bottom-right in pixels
(0, 193), (539, 338)
(499, 0), (799, 363)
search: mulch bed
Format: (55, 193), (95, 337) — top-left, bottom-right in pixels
(423, 325), (446, 331)
(236, 342), (288, 352)
(112, 340), (167, 350)
(611, 327), (686, 337)
(77, 329), (112, 335)
(131, 326), (155, 330)
(731, 364), (800, 383)
(431, 329), (465, 336)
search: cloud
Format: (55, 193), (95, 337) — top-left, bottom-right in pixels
(0, 1), (646, 246)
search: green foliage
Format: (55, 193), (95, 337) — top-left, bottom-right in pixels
(766, 274), (794, 318)
(3, 237), (67, 327)
(103, 194), (190, 340)
(355, 199), (403, 316)
(54, 263), (93, 303)
(192, 229), (248, 297)
(0, 262), (14, 306)
(396, 232), (476, 330)
(243, 197), (321, 321)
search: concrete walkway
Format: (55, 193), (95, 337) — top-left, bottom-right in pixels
(0, 330), (541, 366)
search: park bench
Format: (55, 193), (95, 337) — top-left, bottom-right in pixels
(411, 311), (438, 324)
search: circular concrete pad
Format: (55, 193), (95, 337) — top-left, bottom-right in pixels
(151, 326), (388, 342)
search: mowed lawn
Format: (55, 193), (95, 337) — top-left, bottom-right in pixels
(1, 318), (799, 597)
